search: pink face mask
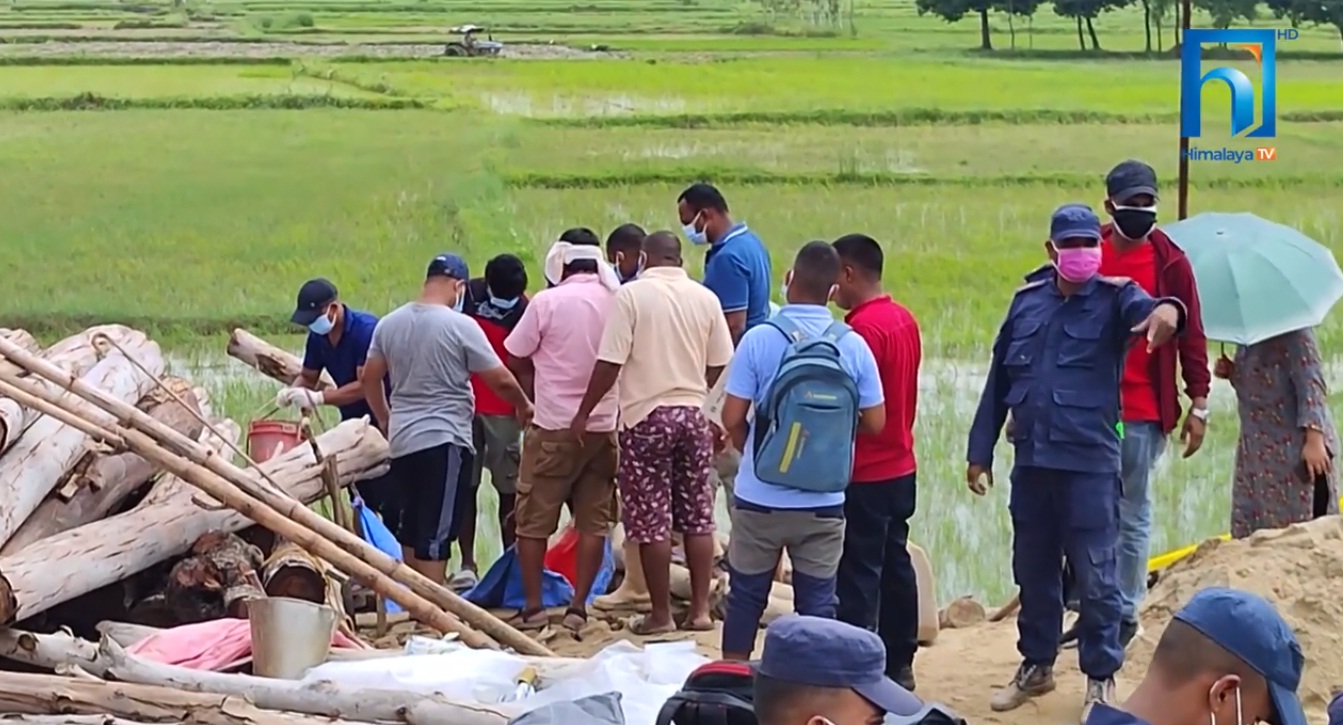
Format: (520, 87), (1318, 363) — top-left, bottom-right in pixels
(1051, 243), (1102, 283)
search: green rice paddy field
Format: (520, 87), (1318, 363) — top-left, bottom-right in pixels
(3, 0), (1341, 603)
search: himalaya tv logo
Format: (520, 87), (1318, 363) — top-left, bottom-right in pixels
(1180, 28), (1296, 162)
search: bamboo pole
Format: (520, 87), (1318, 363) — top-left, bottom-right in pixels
(0, 340), (552, 657)
(0, 366), (495, 648)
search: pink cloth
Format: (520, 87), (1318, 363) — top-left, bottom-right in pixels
(504, 273), (619, 432)
(126, 617), (362, 671)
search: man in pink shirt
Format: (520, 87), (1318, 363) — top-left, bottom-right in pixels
(503, 229), (621, 634)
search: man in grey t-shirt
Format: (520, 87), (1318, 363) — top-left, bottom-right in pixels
(363, 253), (533, 585)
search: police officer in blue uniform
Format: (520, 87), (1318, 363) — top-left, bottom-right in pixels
(965, 204), (1186, 721)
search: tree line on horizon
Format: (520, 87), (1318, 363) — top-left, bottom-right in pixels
(911, 0), (1343, 52)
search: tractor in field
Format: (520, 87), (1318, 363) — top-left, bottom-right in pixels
(444, 25), (503, 57)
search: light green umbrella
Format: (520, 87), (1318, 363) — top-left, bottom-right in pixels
(1162, 212), (1343, 345)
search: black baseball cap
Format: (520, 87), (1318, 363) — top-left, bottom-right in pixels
(1106, 160), (1159, 204)
(290, 278), (338, 326)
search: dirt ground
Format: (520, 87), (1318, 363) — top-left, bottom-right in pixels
(362, 516), (1343, 725)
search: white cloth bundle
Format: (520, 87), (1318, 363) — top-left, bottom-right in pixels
(543, 241), (621, 290)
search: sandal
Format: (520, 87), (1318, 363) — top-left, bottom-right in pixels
(561, 606), (588, 636)
(508, 607), (549, 631)
(679, 614), (715, 632)
(627, 614), (677, 636)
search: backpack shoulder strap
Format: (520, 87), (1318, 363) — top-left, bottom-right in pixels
(655, 697), (682, 725)
(819, 321), (851, 344)
(765, 313), (806, 344)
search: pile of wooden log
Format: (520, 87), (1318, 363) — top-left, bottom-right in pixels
(0, 325), (556, 725)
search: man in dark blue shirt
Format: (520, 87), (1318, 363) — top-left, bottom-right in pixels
(676, 183), (772, 344)
(284, 278), (393, 517)
(1085, 587), (1305, 725)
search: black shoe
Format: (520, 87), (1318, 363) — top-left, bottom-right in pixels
(1060, 621), (1080, 646)
(890, 665), (916, 691)
(1118, 619), (1139, 648)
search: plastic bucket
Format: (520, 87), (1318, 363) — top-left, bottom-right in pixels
(247, 420), (304, 464)
(544, 524), (580, 588)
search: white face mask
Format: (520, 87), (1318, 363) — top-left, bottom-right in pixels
(1209, 683), (1245, 725)
(779, 270), (836, 303)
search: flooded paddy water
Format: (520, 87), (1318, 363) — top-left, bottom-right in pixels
(164, 338), (1341, 605)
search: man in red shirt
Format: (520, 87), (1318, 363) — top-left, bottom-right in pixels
(831, 234), (923, 691)
(450, 254), (529, 591)
(1060, 160), (1211, 646)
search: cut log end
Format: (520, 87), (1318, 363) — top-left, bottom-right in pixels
(0, 571), (17, 625)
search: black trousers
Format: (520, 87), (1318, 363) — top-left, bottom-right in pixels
(835, 472), (919, 672)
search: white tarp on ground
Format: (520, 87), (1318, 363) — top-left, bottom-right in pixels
(302, 640), (708, 725)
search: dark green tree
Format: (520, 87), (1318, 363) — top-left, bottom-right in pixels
(1193, 0), (1258, 30)
(1053, 0), (1132, 49)
(1149, 0), (1173, 51)
(916, 0), (995, 50)
(1265, 0), (1343, 49)
(996, 0), (1043, 48)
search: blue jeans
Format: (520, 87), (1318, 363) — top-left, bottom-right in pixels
(1116, 422), (1166, 623)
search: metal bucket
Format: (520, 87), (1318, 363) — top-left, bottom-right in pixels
(249, 597), (336, 679)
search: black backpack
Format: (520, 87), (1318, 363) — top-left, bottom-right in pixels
(656, 660), (757, 725)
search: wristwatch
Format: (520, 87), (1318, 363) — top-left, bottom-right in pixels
(1190, 407), (1209, 422)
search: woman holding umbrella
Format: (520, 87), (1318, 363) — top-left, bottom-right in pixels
(1214, 329), (1337, 537)
(1166, 212), (1342, 538)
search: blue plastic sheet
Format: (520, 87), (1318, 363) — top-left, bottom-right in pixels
(352, 496), (404, 615)
(463, 540), (615, 610)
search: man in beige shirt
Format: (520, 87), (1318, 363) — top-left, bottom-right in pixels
(570, 230), (734, 635)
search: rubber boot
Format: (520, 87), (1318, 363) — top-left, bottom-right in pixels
(594, 540), (651, 612)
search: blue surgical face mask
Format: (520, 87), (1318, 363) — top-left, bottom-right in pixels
(616, 252), (646, 282)
(684, 213), (708, 246)
(489, 295), (518, 310)
(308, 307), (335, 335)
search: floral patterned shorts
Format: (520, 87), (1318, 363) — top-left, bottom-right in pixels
(618, 406), (716, 544)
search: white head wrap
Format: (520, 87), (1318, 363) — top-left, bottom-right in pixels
(543, 241), (621, 291)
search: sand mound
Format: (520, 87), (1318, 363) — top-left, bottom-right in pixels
(1127, 515), (1343, 712)
(892, 516), (1343, 725)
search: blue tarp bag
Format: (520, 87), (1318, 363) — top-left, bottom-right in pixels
(353, 496), (404, 615)
(463, 540), (615, 610)
(752, 314), (859, 494)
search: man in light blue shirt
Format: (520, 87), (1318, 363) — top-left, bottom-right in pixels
(717, 241), (886, 661)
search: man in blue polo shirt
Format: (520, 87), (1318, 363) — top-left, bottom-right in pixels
(1085, 587), (1305, 725)
(678, 183), (773, 526)
(282, 278), (394, 520)
(717, 242), (885, 661)
(677, 183), (772, 343)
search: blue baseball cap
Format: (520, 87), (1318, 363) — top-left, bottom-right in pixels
(427, 253), (469, 280)
(1050, 203), (1103, 243)
(1174, 587), (1306, 725)
(758, 615), (923, 717)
